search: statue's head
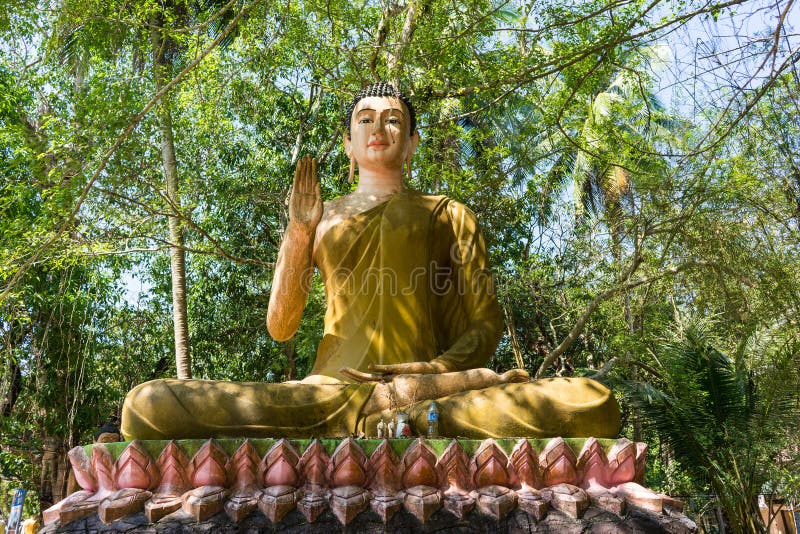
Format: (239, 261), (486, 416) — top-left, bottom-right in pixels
(345, 82), (417, 136)
(94, 421), (121, 443)
(344, 82), (419, 175)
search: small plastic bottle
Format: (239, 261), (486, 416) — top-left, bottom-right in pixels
(427, 402), (439, 438)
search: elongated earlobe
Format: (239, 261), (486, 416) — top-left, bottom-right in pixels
(405, 157), (413, 182)
(348, 154), (355, 184)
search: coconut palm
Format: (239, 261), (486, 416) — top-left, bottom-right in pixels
(570, 46), (679, 220)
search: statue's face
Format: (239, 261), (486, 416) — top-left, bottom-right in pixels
(345, 95), (419, 172)
(95, 432), (120, 443)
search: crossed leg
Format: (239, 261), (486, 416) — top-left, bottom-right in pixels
(360, 374), (620, 439)
(121, 370), (619, 440)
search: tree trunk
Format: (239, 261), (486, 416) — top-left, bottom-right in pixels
(503, 301), (525, 370)
(152, 24), (191, 379)
(283, 339), (297, 381)
(39, 436), (66, 510)
(714, 499), (726, 534)
(387, 0), (428, 86)
(608, 195), (641, 439)
(162, 107), (191, 379)
(1, 356), (22, 416)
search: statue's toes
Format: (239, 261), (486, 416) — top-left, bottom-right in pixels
(500, 369), (530, 383)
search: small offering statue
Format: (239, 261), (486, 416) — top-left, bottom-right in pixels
(121, 83), (620, 440)
(376, 419), (385, 438)
(387, 418), (396, 439)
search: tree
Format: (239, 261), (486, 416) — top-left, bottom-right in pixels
(0, 58), (128, 508)
(150, 4), (192, 378)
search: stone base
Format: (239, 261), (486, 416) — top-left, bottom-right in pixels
(41, 505), (696, 533)
(43, 437), (696, 533)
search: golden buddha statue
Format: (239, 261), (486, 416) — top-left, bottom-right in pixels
(121, 83), (620, 440)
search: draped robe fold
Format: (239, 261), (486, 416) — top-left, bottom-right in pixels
(311, 190), (503, 378)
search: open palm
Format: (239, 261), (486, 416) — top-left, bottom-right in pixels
(289, 155), (322, 231)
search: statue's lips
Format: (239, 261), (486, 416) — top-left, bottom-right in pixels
(368, 141), (390, 148)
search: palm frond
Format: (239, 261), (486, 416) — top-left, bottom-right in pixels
(619, 319), (798, 530)
(620, 379), (715, 476)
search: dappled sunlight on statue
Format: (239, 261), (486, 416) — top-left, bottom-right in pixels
(121, 82), (620, 441)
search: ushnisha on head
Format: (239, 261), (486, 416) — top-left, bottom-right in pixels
(343, 82), (420, 184)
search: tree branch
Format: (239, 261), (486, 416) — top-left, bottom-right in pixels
(534, 260), (698, 378)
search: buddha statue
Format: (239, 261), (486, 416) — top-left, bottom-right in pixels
(121, 83), (620, 440)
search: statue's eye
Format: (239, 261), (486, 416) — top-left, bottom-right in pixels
(359, 117), (372, 124)
(387, 117), (401, 124)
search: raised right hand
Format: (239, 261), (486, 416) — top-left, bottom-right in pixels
(288, 155), (322, 233)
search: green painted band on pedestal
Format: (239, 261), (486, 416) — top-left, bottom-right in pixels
(85, 437), (621, 461)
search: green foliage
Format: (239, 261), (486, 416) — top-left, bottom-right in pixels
(645, 456), (697, 498)
(621, 322), (800, 531)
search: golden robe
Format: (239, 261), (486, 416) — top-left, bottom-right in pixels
(312, 190), (503, 377)
(121, 191), (620, 440)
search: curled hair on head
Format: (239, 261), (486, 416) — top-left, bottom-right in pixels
(345, 82), (417, 136)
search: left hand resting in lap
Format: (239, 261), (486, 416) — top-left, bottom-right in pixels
(340, 362), (529, 383)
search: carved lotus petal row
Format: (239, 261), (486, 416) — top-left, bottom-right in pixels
(50, 437), (656, 527)
(67, 437), (646, 495)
